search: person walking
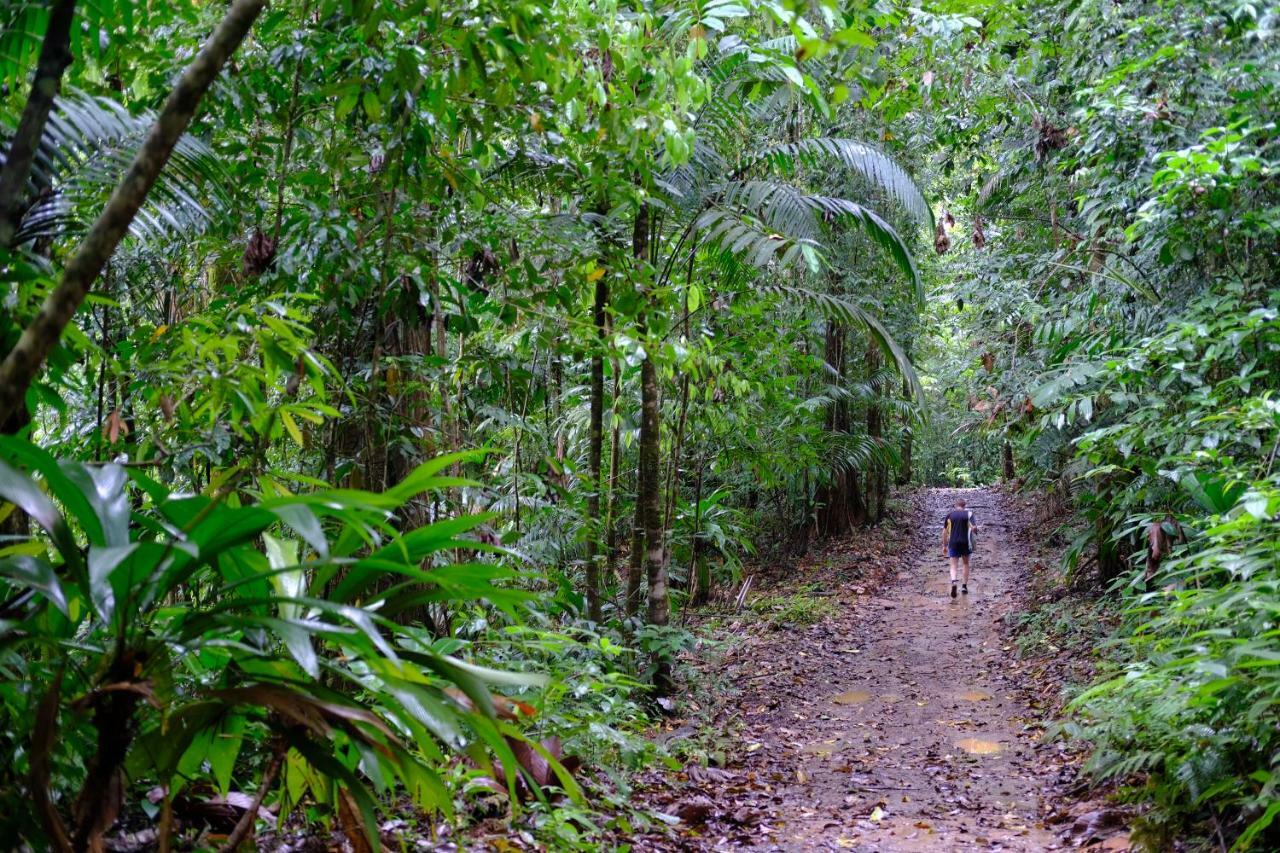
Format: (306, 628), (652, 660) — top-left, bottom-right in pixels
(942, 498), (980, 598)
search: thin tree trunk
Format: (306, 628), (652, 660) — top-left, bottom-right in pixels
(584, 274), (607, 621)
(0, 0), (269, 414)
(633, 202), (671, 691)
(816, 322), (865, 535)
(639, 355), (668, 610)
(662, 373), (690, 543)
(690, 457), (708, 605)
(897, 377), (913, 485)
(866, 339), (884, 524)
(1002, 441), (1015, 481)
(0, 0), (77, 528)
(605, 357), (622, 577)
(0, 0), (77, 248)
(625, 202), (651, 617)
(626, 471), (644, 615)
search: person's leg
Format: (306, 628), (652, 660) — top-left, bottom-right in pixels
(962, 555), (971, 590)
(949, 555), (959, 597)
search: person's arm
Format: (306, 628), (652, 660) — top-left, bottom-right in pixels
(941, 517), (950, 553)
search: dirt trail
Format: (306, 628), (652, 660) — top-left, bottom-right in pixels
(653, 488), (1065, 850)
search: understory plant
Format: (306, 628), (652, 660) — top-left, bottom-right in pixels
(0, 440), (577, 849)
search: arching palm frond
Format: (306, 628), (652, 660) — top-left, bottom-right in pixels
(2, 93), (225, 246)
(664, 136), (732, 204)
(492, 146), (584, 195)
(821, 430), (900, 477)
(762, 283), (924, 406)
(743, 137), (933, 229)
(695, 205), (820, 272)
(714, 180), (921, 294)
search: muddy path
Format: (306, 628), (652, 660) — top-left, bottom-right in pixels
(643, 488), (1069, 851)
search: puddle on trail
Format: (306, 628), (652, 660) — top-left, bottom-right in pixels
(802, 739), (840, 757)
(954, 737), (1003, 755)
(956, 689), (993, 702)
(832, 690), (872, 705)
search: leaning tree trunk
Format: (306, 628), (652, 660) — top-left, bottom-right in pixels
(0, 0), (269, 414)
(0, 0), (78, 541)
(0, 0), (77, 248)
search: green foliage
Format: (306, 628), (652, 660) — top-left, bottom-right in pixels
(0, 439), (566, 848)
(0, 0), (931, 845)
(898, 0), (1280, 845)
(748, 590), (837, 627)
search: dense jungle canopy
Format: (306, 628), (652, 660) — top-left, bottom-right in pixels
(0, 0), (1278, 849)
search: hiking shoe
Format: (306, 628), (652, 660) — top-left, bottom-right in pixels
(950, 583), (958, 599)
(962, 584), (968, 595)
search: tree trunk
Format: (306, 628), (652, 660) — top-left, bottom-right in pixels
(634, 201), (672, 691)
(866, 340), (884, 524)
(640, 352), (665, 630)
(0, 0), (269, 415)
(0, 0), (77, 514)
(605, 359), (622, 572)
(690, 458), (708, 605)
(626, 492), (644, 615)
(897, 377), (913, 486)
(815, 322), (865, 536)
(0, 0), (78, 249)
(1002, 440), (1015, 481)
(584, 274), (607, 621)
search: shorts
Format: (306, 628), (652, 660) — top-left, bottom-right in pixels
(948, 544), (971, 558)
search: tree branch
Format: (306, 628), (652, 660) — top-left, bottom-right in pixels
(214, 744), (284, 853)
(0, 0), (267, 415)
(0, 0), (78, 249)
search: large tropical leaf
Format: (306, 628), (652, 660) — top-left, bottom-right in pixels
(0, 2), (152, 90)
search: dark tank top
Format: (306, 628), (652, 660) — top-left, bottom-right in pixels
(944, 509), (974, 548)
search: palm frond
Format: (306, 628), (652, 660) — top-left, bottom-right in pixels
(975, 165), (1025, 213)
(741, 137), (932, 229)
(694, 206), (820, 272)
(2, 92), (225, 246)
(491, 147), (584, 194)
(664, 137), (731, 205)
(821, 431), (899, 477)
(713, 180), (920, 294)
(762, 283), (924, 406)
